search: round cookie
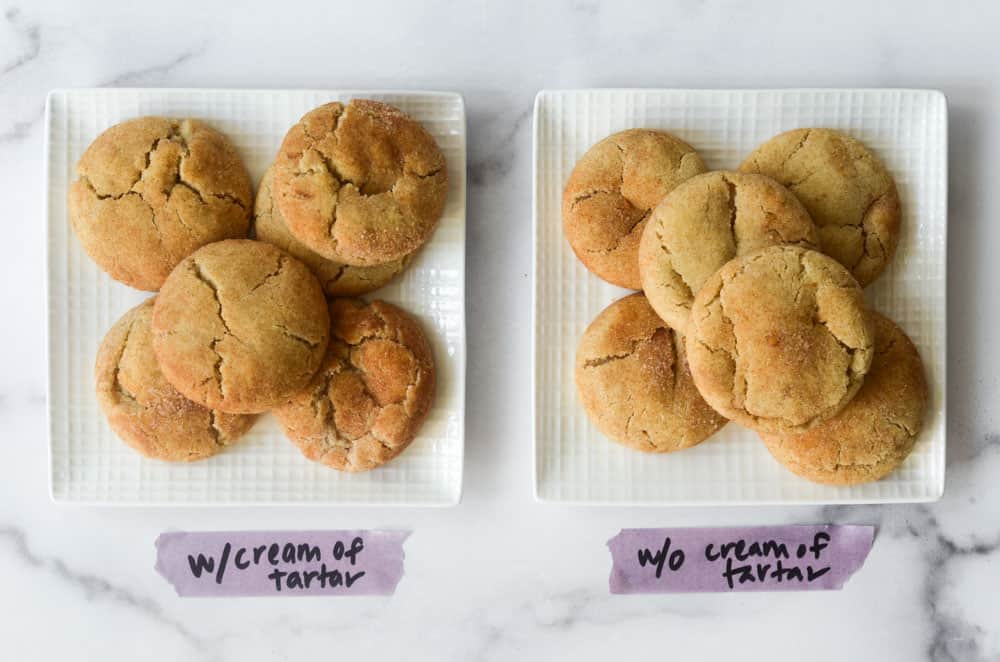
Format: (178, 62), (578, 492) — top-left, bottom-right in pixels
(96, 298), (255, 461)
(575, 293), (727, 453)
(686, 246), (875, 435)
(255, 166), (411, 296)
(739, 128), (901, 286)
(562, 129), (707, 289)
(639, 171), (818, 333)
(272, 99), (448, 266)
(68, 117), (253, 291)
(152, 239), (330, 414)
(273, 299), (435, 472)
(759, 313), (927, 485)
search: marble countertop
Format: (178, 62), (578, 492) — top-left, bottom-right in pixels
(2, 1), (997, 660)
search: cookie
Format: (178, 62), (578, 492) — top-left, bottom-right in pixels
(562, 129), (707, 289)
(68, 117), (253, 291)
(759, 312), (927, 485)
(151, 239), (330, 414)
(686, 246), (874, 435)
(639, 171), (818, 333)
(575, 293), (727, 453)
(739, 128), (901, 286)
(96, 298), (255, 461)
(254, 166), (410, 296)
(272, 100), (447, 266)
(273, 299), (435, 472)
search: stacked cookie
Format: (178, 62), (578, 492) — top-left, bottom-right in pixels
(567, 128), (927, 486)
(72, 100), (445, 472)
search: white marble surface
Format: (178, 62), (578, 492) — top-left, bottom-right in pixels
(1, 0), (997, 659)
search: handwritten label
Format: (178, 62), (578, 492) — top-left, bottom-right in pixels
(155, 530), (409, 597)
(607, 525), (873, 593)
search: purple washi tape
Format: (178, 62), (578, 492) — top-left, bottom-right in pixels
(608, 525), (874, 593)
(155, 530), (409, 597)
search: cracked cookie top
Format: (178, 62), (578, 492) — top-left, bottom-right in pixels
(68, 117), (253, 291)
(739, 128), (901, 286)
(272, 100), (448, 267)
(151, 239), (330, 414)
(759, 312), (927, 485)
(96, 298), (256, 461)
(638, 171), (818, 334)
(686, 246), (875, 435)
(255, 166), (411, 297)
(273, 298), (436, 472)
(562, 129), (706, 289)
(574, 293), (727, 453)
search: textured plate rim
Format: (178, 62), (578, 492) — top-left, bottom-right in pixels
(531, 87), (948, 506)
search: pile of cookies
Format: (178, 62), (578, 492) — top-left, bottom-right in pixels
(567, 128), (928, 486)
(71, 100), (446, 472)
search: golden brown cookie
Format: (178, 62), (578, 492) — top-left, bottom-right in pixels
(151, 239), (330, 414)
(272, 100), (447, 266)
(639, 171), (818, 333)
(254, 166), (410, 296)
(739, 128), (901, 286)
(96, 298), (255, 461)
(68, 117), (253, 291)
(562, 129), (707, 289)
(686, 246), (874, 435)
(575, 293), (727, 452)
(759, 312), (927, 485)
(273, 299), (436, 472)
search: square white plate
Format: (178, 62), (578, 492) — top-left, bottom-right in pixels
(533, 89), (946, 505)
(46, 88), (466, 506)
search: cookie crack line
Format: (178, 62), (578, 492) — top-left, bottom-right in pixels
(722, 174), (738, 245)
(80, 130), (168, 200)
(581, 328), (661, 369)
(310, 359), (418, 464)
(583, 208), (650, 255)
(245, 255), (287, 297)
(758, 205), (813, 247)
(272, 323), (322, 349)
(208, 410), (224, 446)
(326, 264), (349, 286)
(174, 177), (247, 211)
(850, 192), (892, 271)
(78, 174), (139, 201)
(111, 318), (140, 407)
(410, 165), (444, 180)
(79, 128), (247, 233)
(568, 187), (618, 211)
(190, 259), (232, 397)
(780, 129), (812, 171)
(654, 230), (695, 300)
(613, 141), (627, 190)
(815, 315), (862, 401)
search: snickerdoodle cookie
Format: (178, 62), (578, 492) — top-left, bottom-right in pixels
(273, 299), (435, 472)
(152, 239), (330, 414)
(759, 312), (927, 485)
(255, 166), (410, 296)
(638, 171), (818, 333)
(68, 117), (253, 291)
(272, 100), (447, 266)
(562, 129), (707, 289)
(575, 293), (727, 453)
(739, 128), (901, 286)
(96, 299), (255, 461)
(686, 246), (874, 435)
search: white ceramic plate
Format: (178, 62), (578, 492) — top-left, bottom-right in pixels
(533, 89), (946, 505)
(46, 88), (465, 505)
